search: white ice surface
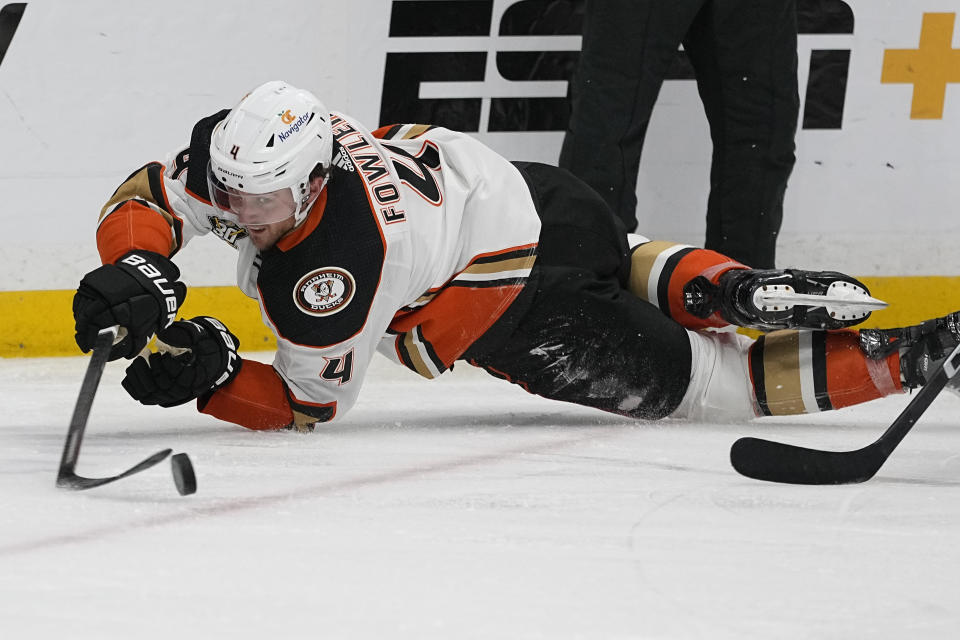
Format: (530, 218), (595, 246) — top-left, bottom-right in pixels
(2, 353), (959, 639)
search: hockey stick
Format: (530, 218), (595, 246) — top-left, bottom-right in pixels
(56, 326), (172, 490)
(730, 342), (960, 485)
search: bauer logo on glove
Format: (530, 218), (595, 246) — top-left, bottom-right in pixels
(72, 250), (187, 361)
(122, 316), (242, 408)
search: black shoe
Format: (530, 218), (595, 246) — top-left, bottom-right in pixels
(860, 311), (960, 388)
(683, 269), (886, 331)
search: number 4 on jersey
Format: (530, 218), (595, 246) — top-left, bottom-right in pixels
(383, 142), (443, 205)
(320, 350), (354, 385)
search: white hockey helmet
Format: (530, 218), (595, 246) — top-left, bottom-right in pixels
(207, 80), (333, 227)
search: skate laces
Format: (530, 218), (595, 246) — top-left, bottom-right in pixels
(944, 312), (960, 342)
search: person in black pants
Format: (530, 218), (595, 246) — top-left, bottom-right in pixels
(560, 0), (799, 268)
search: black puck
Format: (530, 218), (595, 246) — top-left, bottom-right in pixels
(171, 452), (197, 496)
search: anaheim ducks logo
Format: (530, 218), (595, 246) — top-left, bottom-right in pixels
(293, 267), (356, 316)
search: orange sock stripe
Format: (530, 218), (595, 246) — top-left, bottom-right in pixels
(199, 360), (294, 430)
(666, 250), (747, 329)
(628, 242), (746, 329)
(824, 331), (903, 409)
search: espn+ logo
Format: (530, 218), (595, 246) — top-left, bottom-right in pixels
(379, 0), (853, 132)
(0, 2), (854, 132)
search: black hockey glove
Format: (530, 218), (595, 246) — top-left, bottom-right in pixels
(122, 316), (241, 408)
(73, 250), (187, 360)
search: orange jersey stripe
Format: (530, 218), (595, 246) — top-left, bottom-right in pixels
(371, 124), (399, 139)
(390, 282), (526, 375)
(96, 202), (174, 264)
(199, 360), (293, 430)
(390, 244), (537, 376)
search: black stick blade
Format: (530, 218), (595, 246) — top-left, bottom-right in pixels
(56, 449), (173, 490)
(730, 344), (960, 485)
(730, 437), (882, 485)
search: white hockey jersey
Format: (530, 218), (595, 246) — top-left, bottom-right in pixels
(95, 111), (542, 429)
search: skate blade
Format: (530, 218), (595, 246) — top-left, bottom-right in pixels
(753, 282), (888, 322)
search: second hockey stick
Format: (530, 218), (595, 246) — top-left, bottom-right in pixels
(56, 326), (172, 490)
(730, 342), (960, 485)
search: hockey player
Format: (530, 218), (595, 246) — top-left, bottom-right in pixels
(72, 81), (959, 432)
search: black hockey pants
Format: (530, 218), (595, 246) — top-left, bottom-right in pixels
(463, 163), (692, 420)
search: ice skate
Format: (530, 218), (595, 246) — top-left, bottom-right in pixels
(860, 311), (960, 389)
(684, 268), (887, 331)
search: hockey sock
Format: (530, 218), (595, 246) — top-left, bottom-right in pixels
(749, 330), (902, 416)
(627, 241), (747, 330)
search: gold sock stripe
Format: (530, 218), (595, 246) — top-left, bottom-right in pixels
(759, 330), (807, 416)
(4, 276), (960, 357)
(627, 241), (684, 302)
